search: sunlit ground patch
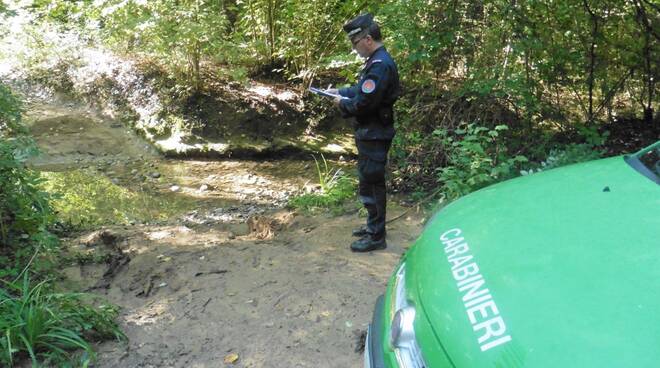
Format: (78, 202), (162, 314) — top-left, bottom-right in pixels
(40, 170), (196, 228)
(125, 300), (174, 326)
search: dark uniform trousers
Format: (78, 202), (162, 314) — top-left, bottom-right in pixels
(356, 139), (391, 241)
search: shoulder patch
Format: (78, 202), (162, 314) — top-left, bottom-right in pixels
(361, 79), (376, 94)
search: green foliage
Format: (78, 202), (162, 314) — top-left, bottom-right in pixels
(0, 84), (25, 136)
(577, 125), (610, 147)
(27, 0), (657, 126)
(312, 154), (340, 193)
(379, 0), (455, 85)
(289, 177), (355, 214)
(30, 0), (88, 27)
(1, 82), (58, 282)
(80, 0), (229, 90)
(388, 96), (450, 193)
(0, 274), (125, 367)
(381, 0), (657, 126)
(0, 86), (55, 249)
(246, 0), (368, 81)
(436, 124), (528, 200)
(521, 143), (604, 176)
(0, 140), (55, 245)
(288, 155), (356, 214)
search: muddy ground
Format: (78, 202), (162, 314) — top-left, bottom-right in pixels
(24, 98), (426, 368)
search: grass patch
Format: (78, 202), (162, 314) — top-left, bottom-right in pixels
(288, 176), (356, 215)
(0, 275), (125, 367)
(288, 155), (357, 214)
(40, 170), (195, 228)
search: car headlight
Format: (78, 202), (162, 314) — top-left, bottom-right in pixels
(390, 306), (416, 347)
(389, 263), (428, 368)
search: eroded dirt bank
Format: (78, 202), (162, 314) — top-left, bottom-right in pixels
(25, 97), (426, 368)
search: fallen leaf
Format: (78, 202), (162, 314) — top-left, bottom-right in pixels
(224, 353), (239, 364)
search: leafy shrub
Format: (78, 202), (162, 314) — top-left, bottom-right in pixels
(520, 143), (603, 176)
(0, 275), (125, 367)
(0, 84), (25, 135)
(577, 125), (610, 147)
(0, 139), (56, 247)
(0, 84), (56, 251)
(1, 83), (57, 279)
(389, 98), (450, 193)
(436, 124), (528, 200)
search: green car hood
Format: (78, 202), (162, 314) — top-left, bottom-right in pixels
(408, 155), (660, 367)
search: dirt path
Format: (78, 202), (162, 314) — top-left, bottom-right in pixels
(25, 98), (426, 368)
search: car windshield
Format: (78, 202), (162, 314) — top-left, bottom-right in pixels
(629, 142), (660, 184)
(639, 146), (660, 177)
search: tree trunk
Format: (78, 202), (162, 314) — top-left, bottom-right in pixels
(223, 0), (238, 32)
(583, 0), (598, 125)
(266, 0), (277, 66)
(192, 0), (201, 93)
(192, 44), (201, 93)
(643, 28), (654, 123)
(632, 0), (656, 123)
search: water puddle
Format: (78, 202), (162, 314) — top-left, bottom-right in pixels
(40, 169), (197, 227)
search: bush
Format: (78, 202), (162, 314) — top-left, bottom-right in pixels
(520, 143), (604, 176)
(1, 84), (56, 276)
(436, 124), (528, 200)
(0, 84), (24, 135)
(0, 139), (55, 248)
(1, 83), (57, 281)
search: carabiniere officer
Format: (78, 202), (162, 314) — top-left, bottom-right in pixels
(328, 13), (401, 252)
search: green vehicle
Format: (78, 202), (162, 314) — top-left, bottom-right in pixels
(365, 141), (660, 368)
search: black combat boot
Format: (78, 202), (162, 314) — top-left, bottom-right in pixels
(350, 236), (386, 252)
(352, 225), (370, 237)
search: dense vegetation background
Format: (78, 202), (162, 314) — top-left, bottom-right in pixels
(0, 0), (658, 365)
(19, 0), (658, 196)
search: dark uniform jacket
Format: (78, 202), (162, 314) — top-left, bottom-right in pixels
(338, 46), (400, 141)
